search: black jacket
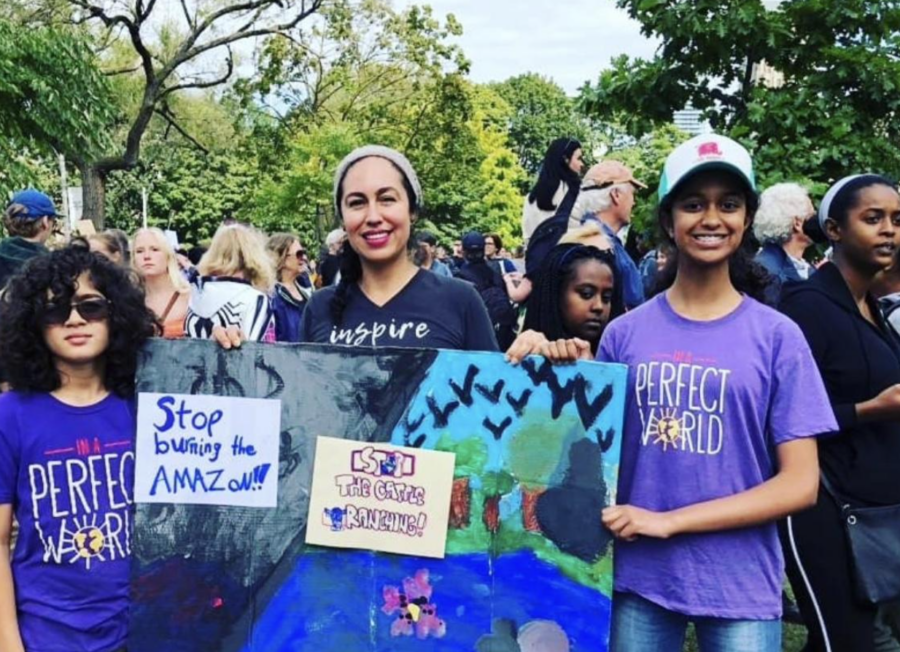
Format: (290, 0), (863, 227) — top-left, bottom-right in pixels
(0, 237), (47, 289)
(780, 262), (900, 505)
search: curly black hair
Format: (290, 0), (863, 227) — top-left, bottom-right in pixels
(653, 173), (773, 303)
(523, 243), (624, 347)
(0, 246), (158, 396)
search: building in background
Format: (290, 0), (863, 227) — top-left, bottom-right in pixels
(673, 107), (711, 136)
(751, 60), (785, 89)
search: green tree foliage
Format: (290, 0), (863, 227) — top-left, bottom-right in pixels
(26, 0), (325, 225)
(242, 1), (528, 247)
(105, 142), (258, 244)
(0, 18), (113, 198)
(580, 0), (900, 189)
(246, 121), (362, 246)
(237, 0), (467, 132)
(463, 86), (528, 246)
(491, 73), (593, 179)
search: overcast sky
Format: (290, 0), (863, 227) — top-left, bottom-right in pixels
(406, 0), (660, 94)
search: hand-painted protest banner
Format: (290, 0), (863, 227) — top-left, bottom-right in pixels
(130, 340), (626, 652)
(307, 437), (455, 558)
(134, 392), (281, 508)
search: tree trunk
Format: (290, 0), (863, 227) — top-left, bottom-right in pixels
(78, 161), (107, 230)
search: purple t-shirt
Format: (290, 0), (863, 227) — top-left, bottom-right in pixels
(598, 293), (836, 619)
(0, 392), (135, 652)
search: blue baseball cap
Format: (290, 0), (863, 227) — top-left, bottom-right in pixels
(462, 232), (485, 250)
(7, 189), (61, 219)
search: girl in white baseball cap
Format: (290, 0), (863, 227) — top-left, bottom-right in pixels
(596, 134), (835, 651)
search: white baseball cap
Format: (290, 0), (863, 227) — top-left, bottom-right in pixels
(658, 134), (756, 202)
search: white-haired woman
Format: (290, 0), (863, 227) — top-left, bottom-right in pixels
(753, 182), (816, 303)
(133, 227), (191, 338)
(318, 228), (345, 287)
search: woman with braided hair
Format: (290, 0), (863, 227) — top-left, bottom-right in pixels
(293, 145), (498, 351)
(506, 243), (622, 363)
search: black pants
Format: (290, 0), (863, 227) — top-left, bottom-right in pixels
(779, 487), (878, 652)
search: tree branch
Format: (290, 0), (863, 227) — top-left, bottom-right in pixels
(69, 0), (155, 84)
(103, 63), (142, 76)
(168, 0), (323, 76)
(178, 0), (195, 30)
(139, 0), (158, 22)
(171, 0), (289, 65)
(159, 47), (234, 97)
(155, 106), (209, 154)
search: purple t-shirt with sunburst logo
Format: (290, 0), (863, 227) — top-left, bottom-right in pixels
(0, 391), (135, 652)
(598, 293), (836, 619)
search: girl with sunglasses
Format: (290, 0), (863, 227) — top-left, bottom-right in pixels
(266, 233), (313, 343)
(0, 247), (156, 652)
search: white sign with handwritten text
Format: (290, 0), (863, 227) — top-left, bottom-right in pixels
(306, 437), (456, 558)
(134, 393), (281, 508)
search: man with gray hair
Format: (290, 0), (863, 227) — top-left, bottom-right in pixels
(754, 182), (816, 303)
(573, 160), (647, 309)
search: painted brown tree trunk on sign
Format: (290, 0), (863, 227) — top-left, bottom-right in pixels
(449, 477), (471, 529)
(482, 495), (500, 533)
(521, 487), (545, 533)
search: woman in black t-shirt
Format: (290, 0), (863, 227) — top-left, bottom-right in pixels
(297, 145), (498, 352)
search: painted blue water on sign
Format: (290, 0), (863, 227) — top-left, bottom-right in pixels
(241, 549), (611, 651)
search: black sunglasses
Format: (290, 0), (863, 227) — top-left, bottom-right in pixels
(295, 249), (308, 259)
(41, 298), (111, 326)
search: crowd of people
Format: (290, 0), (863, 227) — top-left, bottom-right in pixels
(0, 134), (898, 652)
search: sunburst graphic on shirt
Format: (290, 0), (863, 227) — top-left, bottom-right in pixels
(58, 515), (108, 569)
(645, 407), (683, 451)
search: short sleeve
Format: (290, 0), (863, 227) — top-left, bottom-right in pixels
(298, 291), (334, 344)
(462, 286), (499, 352)
(768, 322), (839, 444)
(0, 402), (19, 504)
(596, 322), (620, 364)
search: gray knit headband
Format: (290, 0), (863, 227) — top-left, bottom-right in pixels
(818, 174), (865, 231)
(333, 145), (422, 218)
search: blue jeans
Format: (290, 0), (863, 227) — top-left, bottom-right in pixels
(611, 592), (782, 652)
